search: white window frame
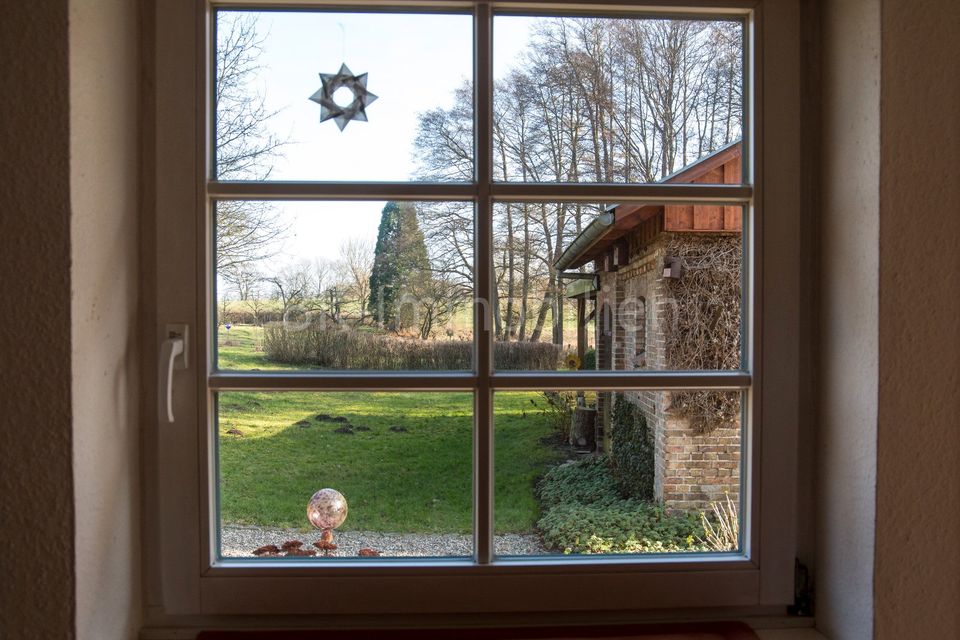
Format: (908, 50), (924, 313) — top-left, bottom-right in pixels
(147, 0), (801, 621)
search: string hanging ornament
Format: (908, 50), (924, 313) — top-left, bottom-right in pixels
(309, 23), (378, 131)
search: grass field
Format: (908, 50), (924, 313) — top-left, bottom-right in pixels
(217, 326), (568, 534)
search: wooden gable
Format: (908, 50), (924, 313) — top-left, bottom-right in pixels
(555, 142), (744, 271)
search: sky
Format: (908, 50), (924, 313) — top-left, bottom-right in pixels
(217, 10), (536, 282)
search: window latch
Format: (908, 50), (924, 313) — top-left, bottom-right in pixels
(160, 324), (188, 423)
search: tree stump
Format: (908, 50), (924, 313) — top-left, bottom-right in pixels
(570, 407), (597, 449)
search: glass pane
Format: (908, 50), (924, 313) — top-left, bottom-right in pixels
(217, 391), (473, 559)
(492, 15), (744, 183)
(494, 390), (743, 557)
(492, 202), (744, 372)
(214, 10), (473, 182)
(214, 200), (474, 371)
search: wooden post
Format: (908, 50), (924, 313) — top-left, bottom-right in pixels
(570, 406), (597, 449)
(576, 296), (587, 364)
(575, 295), (587, 406)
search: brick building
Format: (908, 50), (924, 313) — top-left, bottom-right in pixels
(555, 141), (743, 512)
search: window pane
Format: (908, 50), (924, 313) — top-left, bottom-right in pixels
(492, 202), (744, 372)
(494, 390), (743, 557)
(492, 15), (744, 183)
(214, 10), (473, 182)
(217, 391), (473, 559)
(214, 200), (474, 371)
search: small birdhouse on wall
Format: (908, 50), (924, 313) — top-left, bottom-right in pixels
(663, 256), (683, 279)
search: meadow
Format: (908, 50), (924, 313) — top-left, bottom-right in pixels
(217, 325), (567, 533)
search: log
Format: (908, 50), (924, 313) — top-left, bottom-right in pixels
(570, 407), (597, 449)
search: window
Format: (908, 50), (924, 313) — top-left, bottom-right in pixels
(149, 0), (801, 619)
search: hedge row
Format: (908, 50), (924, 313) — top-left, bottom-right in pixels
(262, 322), (561, 371)
(220, 309), (283, 325)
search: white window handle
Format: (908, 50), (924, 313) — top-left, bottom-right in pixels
(160, 325), (188, 423)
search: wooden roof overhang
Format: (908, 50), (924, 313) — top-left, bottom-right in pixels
(562, 274), (598, 300)
(554, 140), (743, 272)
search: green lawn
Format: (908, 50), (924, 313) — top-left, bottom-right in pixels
(218, 324), (299, 371)
(217, 326), (567, 534)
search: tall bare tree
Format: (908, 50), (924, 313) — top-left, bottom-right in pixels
(414, 16), (742, 347)
(336, 237), (375, 321)
(215, 13), (287, 279)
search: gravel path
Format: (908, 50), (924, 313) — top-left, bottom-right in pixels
(221, 524), (547, 558)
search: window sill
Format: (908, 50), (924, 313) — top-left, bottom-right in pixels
(140, 619), (825, 640)
(756, 629), (828, 640)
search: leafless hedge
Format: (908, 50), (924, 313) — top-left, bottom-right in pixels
(263, 323), (560, 371)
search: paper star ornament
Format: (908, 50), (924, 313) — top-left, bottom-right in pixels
(309, 63), (378, 131)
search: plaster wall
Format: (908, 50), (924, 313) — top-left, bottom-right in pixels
(0, 3), (76, 638)
(816, 0), (879, 638)
(874, 0), (960, 636)
(69, 0), (142, 638)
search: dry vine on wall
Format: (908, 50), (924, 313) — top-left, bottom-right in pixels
(661, 234), (742, 433)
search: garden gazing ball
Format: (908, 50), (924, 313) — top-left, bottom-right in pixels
(307, 488), (348, 530)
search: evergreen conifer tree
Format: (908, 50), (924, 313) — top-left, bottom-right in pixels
(368, 202), (429, 329)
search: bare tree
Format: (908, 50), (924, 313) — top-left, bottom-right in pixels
(415, 16), (742, 347)
(222, 262), (262, 301)
(215, 13), (288, 274)
(335, 238), (375, 321)
(266, 262), (311, 315)
(311, 258), (334, 299)
(416, 271), (463, 339)
(244, 280), (269, 326)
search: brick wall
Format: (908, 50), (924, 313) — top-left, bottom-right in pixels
(600, 233), (741, 512)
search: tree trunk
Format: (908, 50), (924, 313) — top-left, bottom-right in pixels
(518, 206), (531, 341)
(551, 274), (564, 347)
(570, 407), (597, 449)
(529, 294), (552, 342)
(505, 203), (515, 339)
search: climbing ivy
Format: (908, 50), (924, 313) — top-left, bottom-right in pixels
(609, 393), (655, 500)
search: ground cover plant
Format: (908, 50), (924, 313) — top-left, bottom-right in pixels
(535, 457), (706, 554)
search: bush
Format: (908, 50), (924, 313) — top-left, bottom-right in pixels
(494, 340), (562, 370)
(262, 322), (561, 371)
(535, 458), (704, 554)
(537, 457), (622, 510)
(609, 393), (655, 500)
(529, 392), (578, 439)
(581, 347), (596, 371)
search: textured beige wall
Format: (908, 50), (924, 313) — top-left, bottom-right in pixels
(0, 2), (76, 639)
(819, 0), (960, 637)
(875, 0), (960, 636)
(817, 0), (880, 638)
(69, 0), (142, 638)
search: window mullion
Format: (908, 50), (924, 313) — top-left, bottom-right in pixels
(474, 1), (494, 565)
(204, 181), (752, 203)
(206, 181), (478, 201)
(489, 183), (751, 203)
(206, 371), (752, 392)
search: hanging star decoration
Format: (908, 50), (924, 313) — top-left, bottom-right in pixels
(309, 63), (378, 131)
